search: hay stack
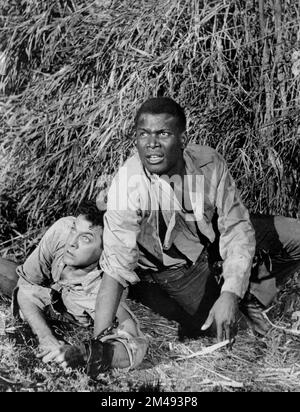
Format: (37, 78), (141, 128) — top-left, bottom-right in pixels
(0, 0), (299, 240)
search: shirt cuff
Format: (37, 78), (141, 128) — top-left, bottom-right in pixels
(221, 277), (247, 299)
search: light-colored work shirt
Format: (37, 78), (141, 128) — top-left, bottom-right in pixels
(99, 144), (256, 299)
(16, 217), (102, 321)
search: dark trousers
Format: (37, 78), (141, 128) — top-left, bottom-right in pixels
(128, 215), (300, 335)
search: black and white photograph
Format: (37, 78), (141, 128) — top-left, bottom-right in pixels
(0, 0), (300, 394)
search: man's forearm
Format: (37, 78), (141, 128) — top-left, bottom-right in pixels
(17, 289), (55, 343)
(94, 273), (124, 338)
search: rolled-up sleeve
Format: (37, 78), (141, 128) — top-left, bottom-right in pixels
(215, 155), (256, 298)
(99, 172), (142, 287)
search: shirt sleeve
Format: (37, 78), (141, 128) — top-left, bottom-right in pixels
(215, 154), (256, 298)
(98, 172), (142, 287)
(16, 219), (66, 287)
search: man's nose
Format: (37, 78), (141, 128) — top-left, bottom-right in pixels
(147, 133), (160, 147)
(69, 235), (78, 248)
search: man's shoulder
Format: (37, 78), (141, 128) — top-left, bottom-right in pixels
(49, 216), (74, 231)
(185, 144), (224, 169)
(121, 151), (143, 174)
(16, 216), (75, 285)
(185, 144), (221, 161)
(44, 216), (74, 244)
(107, 153), (147, 203)
(112, 152), (144, 183)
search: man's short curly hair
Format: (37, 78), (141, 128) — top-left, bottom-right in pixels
(75, 200), (104, 228)
(134, 97), (186, 132)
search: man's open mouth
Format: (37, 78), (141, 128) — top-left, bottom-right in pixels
(146, 154), (164, 164)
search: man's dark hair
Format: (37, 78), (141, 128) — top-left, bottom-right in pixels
(134, 97), (186, 132)
(75, 200), (104, 227)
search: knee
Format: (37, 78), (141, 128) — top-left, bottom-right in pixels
(110, 341), (131, 369)
(111, 335), (148, 369)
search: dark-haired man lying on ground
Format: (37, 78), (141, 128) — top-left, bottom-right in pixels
(0, 201), (147, 378)
(94, 97), (300, 344)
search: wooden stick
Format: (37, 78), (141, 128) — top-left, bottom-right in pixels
(201, 379), (244, 389)
(175, 339), (230, 361)
(191, 363), (243, 388)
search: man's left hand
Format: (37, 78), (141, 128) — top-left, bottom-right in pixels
(201, 291), (239, 343)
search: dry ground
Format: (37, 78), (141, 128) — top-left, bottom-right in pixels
(0, 273), (300, 393)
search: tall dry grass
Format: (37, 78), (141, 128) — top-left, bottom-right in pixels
(0, 0), (299, 241)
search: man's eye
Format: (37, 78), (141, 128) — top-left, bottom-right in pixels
(160, 132), (170, 137)
(81, 236), (91, 243)
(139, 132), (148, 138)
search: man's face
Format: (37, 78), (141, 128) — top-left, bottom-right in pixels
(135, 113), (185, 176)
(63, 215), (103, 268)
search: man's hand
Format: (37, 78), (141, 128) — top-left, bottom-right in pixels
(201, 291), (239, 343)
(37, 336), (69, 368)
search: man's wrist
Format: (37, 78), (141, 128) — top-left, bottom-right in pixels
(220, 291), (241, 303)
(39, 334), (60, 346)
(94, 318), (119, 341)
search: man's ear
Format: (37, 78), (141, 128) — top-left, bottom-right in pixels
(180, 131), (187, 149)
(133, 130), (137, 145)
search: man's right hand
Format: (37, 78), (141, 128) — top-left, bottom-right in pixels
(201, 291), (239, 343)
(37, 335), (66, 364)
